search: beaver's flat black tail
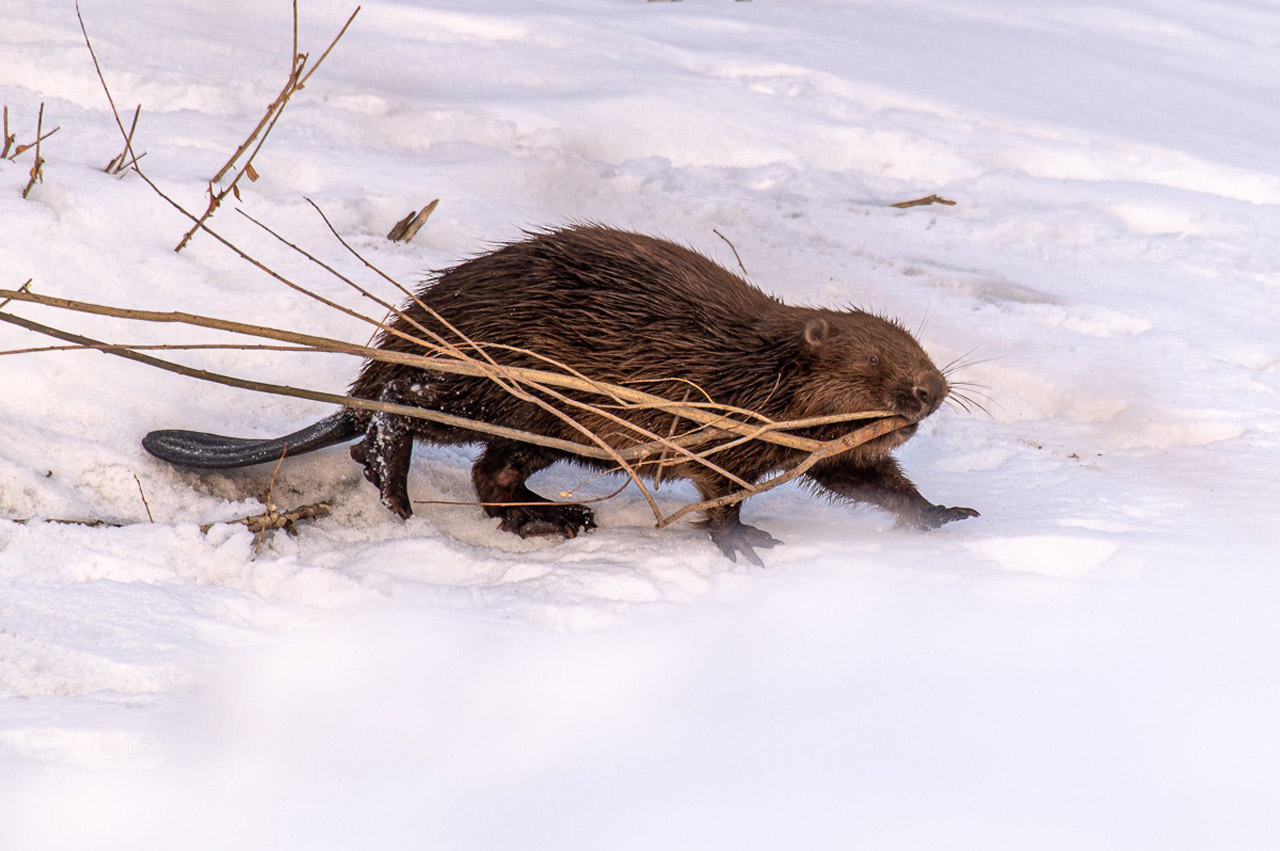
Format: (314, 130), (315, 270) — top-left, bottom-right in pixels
(142, 411), (361, 469)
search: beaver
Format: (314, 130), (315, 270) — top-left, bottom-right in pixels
(143, 225), (977, 564)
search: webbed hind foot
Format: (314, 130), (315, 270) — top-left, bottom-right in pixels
(895, 503), (981, 531)
(708, 521), (782, 568)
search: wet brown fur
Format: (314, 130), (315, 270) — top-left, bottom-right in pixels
(344, 225), (977, 563)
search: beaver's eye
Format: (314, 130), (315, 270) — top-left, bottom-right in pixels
(867, 353), (880, 366)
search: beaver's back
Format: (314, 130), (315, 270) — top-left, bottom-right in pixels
(354, 226), (809, 414)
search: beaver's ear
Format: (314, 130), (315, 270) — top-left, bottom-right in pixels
(803, 318), (830, 348)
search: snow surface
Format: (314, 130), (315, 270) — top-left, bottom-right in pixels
(3, 0), (1279, 847)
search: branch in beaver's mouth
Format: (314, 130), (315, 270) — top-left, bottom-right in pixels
(872, 420), (918, 452)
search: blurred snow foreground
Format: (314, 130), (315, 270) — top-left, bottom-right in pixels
(2, 0), (1278, 848)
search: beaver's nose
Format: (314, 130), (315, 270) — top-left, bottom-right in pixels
(912, 372), (947, 414)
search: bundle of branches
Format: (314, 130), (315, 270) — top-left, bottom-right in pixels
(0, 1), (911, 532)
(0, 271), (909, 529)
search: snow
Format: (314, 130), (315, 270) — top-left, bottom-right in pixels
(2, 0), (1278, 847)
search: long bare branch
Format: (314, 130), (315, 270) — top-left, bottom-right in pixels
(0, 287), (894, 452)
(0, 308), (706, 462)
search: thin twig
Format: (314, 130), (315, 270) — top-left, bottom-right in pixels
(254, 446), (290, 553)
(199, 501), (331, 534)
(0, 280), (31, 311)
(235, 208), (412, 331)
(0, 342), (313, 356)
(8, 517), (124, 528)
(76, 2), (142, 173)
(104, 105), (144, 174)
(890, 194), (956, 209)
(7, 126), (60, 161)
(1, 105), (11, 158)
(296, 6), (361, 90)
(713, 228), (749, 278)
(653, 388), (690, 490)
(7, 504), (329, 533)
(133, 473), (154, 522)
(210, 0), (304, 186)
(207, 1), (361, 181)
(174, 3), (361, 250)
(20, 103), (46, 198)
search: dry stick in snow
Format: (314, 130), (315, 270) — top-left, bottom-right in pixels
(104, 105), (144, 174)
(76, 2), (141, 171)
(387, 199), (439, 242)
(169, 3), (361, 251)
(3, 105), (59, 164)
(653, 388), (691, 490)
(200, 502), (332, 536)
(209, 2), (359, 186)
(6, 503), (329, 532)
(133, 473), (154, 523)
(20, 103), (49, 198)
(890, 194), (957, 209)
(418, 478), (632, 511)
(10, 517), (123, 528)
(254, 447), (289, 553)
(1, 106), (11, 158)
